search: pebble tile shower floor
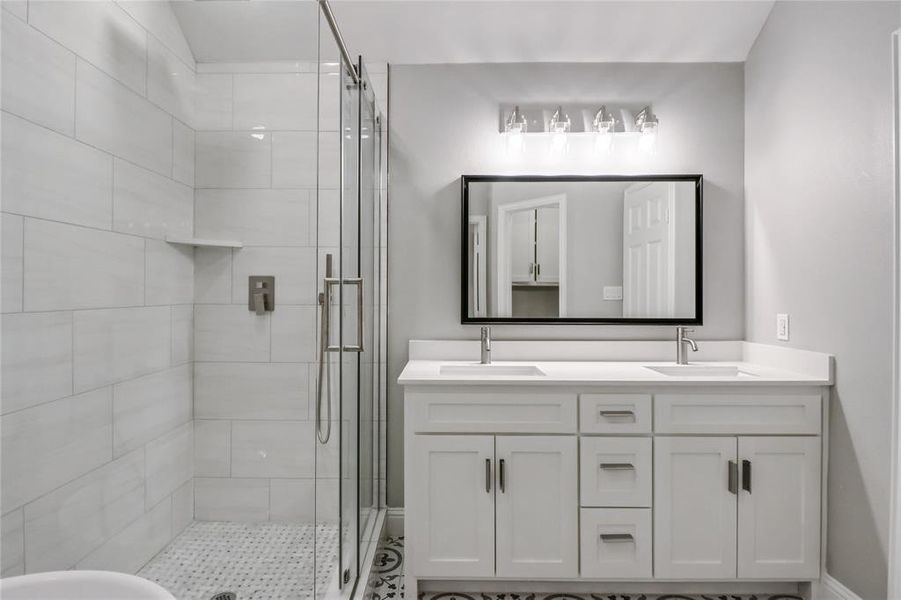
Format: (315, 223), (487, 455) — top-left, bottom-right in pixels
(139, 521), (338, 600)
(363, 537), (807, 600)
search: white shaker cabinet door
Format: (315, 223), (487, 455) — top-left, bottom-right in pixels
(510, 209), (535, 284)
(654, 436), (738, 579)
(737, 436), (821, 579)
(410, 435), (495, 577)
(535, 205), (559, 284)
(495, 435), (578, 578)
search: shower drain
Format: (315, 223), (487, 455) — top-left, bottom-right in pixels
(210, 593), (237, 600)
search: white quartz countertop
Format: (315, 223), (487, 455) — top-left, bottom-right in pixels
(398, 341), (833, 386)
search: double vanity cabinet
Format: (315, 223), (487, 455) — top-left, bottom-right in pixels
(400, 343), (833, 595)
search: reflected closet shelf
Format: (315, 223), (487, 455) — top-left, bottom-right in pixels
(165, 237), (244, 248)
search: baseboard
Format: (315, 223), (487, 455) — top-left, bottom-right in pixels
(385, 506), (404, 537)
(817, 573), (863, 600)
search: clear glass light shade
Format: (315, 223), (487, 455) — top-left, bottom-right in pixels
(504, 106), (528, 155)
(638, 121), (658, 154)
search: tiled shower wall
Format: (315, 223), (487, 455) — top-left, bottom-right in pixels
(191, 60), (338, 522)
(190, 61), (388, 523)
(0, 1), (196, 575)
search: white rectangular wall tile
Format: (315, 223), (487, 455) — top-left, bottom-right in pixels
(194, 305), (269, 362)
(115, 1), (195, 69)
(2, 112), (112, 230)
(171, 479), (194, 535)
(1, 508), (24, 577)
(145, 421), (193, 507)
(171, 305), (194, 365)
(316, 189), (340, 246)
(1, 311), (72, 414)
(193, 419), (230, 477)
(29, 0), (147, 95)
(194, 362), (308, 420)
(231, 247), (316, 305)
(1, 387), (112, 511)
(232, 73), (317, 131)
(73, 306), (171, 392)
(1, 1), (27, 20)
(172, 119), (195, 186)
(76, 495), (171, 574)
(270, 306), (316, 363)
(195, 189), (310, 246)
(271, 131), (317, 189)
(2, 213), (24, 313)
(1, 10), (76, 135)
(194, 73), (232, 130)
(147, 36), (194, 126)
(269, 479), (316, 522)
(23, 449), (145, 573)
(230, 421), (312, 478)
(112, 364), (192, 457)
(23, 218), (144, 311)
(112, 159), (192, 239)
(195, 131), (271, 188)
(75, 59), (172, 176)
(194, 247), (232, 304)
(145, 240), (194, 306)
(194, 478), (269, 522)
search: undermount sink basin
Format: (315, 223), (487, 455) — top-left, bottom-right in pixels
(440, 364), (546, 377)
(646, 365), (757, 378)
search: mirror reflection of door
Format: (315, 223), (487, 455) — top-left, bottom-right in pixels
(622, 181), (695, 318)
(496, 195), (566, 318)
(468, 216), (487, 317)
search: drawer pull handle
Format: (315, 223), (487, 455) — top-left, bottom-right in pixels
(485, 459), (491, 493)
(728, 460), (738, 495)
(742, 459), (752, 494)
(600, 463), (635, 470)
(599, 410), (635, 419)
(600, 533), (634, 543)
(499, 458), (506, 493)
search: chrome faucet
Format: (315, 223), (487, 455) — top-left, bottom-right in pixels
(676, 326), (698, 365)
(480, 326), (491, 365)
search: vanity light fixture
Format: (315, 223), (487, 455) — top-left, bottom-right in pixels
(634, 106), (659, 154)
(549, 105), (571, 155)
(504, 105), (528, 155)
(593, 105), (616, 155)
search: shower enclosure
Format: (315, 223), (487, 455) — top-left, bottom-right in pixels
(0, 0), (386, 598)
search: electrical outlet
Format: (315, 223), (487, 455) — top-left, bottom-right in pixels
(776, 313), (790, 341)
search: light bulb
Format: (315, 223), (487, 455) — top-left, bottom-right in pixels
(548, 106), (570, 156)
(504, 106), (528, 156)
(593, 105), (615, 156)
(634, 106), (659, 155)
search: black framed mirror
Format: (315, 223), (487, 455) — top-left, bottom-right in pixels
(461, 174), (703, 325)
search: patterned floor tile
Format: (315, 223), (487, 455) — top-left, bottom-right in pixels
(139, 521), (339, 600)
(362, 537), (805, 600)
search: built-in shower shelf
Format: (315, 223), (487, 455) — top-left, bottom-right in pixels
(165, 237), (244, 248)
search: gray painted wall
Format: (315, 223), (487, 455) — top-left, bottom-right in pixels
(745, 3), (901, 597)
(387, 62), (745, 506)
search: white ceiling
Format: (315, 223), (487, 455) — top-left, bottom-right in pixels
(171, 0), (775, 65)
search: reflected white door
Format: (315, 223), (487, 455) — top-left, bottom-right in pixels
(510, 209), (535, 284)
(623, 182), (676, 317)
(737, 437), (821, 579)
(495, 436), (578, 578)
(535, 206), (559, 284)
(654, 436), (737, 579)
(410, 435), (495, 577)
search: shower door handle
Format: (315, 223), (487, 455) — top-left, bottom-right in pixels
(342, 277), (364, 353)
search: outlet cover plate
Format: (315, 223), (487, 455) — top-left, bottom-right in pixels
(776, 313), (790, 341)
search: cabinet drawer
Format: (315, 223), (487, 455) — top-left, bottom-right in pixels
(655, 393), (822, 434)
(409, 389), (577, 433)
(580, 437), (652, 507)
(580, 508), (652, 579)
(580, 394), (652, 434)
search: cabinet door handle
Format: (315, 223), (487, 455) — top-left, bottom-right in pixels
(528, 263), (534, 275)
(536, 263), (540, 277)
(600, 533), (634, 543)
(499, 458), (506, 493)
(600, 463), (634, 470)
(728, 460), (738, 495)
(485, 459), (491, 493)
(599, 410), (635, 419)
(742, 459), (752, 494)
